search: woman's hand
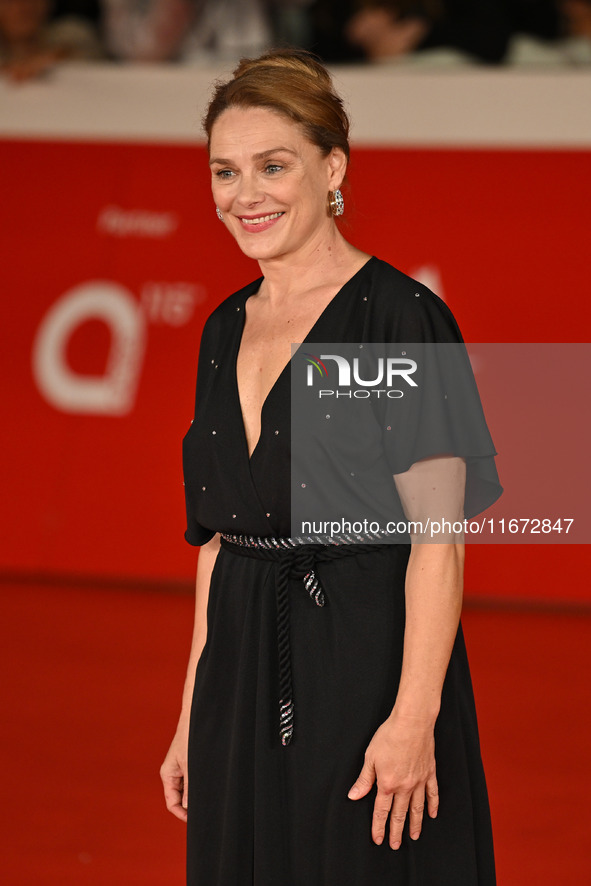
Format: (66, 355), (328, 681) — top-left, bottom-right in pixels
(160, 725), (189, 822)
(160, 535), (219, 823)
(348, 712), (439, 849)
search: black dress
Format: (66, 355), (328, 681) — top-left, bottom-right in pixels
(182, 257), (501, 885)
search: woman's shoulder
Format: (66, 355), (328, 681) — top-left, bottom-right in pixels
(367, 257), (463, 343)
(201, 274), (263, 337)
(367, 256), (449, 312)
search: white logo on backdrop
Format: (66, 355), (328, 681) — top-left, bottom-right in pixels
(97, 205), (179, 238)
(32, 282), (147, 415)
(32, 280), (205, 415)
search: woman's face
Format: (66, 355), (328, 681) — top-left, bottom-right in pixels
(209, 106), (346, 264)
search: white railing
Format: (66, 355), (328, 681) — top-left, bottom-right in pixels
(1, 63), (590, 147)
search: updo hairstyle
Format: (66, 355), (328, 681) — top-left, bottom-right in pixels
(203, 49), (350, 163)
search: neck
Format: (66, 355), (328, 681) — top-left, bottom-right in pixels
(256, 226), (362, 304)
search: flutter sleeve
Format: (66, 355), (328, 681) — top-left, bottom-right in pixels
(374, 285), (502, 520)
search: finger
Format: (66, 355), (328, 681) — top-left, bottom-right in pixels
(426, 775), (439, 819)
(182, 771), (189, 811)
(162, 775), (188, 822)
(162, 774), (182, 808)
(388, 791), (411, 850)
(408, 786), (425, 840)
(348, 757), (376, 800)
(372, 789), (394, 845)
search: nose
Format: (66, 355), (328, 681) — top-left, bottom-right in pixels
(236, 171), (265, 208)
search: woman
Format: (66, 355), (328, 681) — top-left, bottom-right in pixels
(160, 49), (501, 885)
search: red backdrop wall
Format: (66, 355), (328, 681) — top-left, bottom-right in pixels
(2, 138), (589, 601)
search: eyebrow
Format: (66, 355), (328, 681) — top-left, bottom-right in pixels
(209, 147), (298, 167)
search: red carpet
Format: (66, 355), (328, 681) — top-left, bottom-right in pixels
(1, 581), (589, 884)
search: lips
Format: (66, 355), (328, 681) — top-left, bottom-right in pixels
(238, 211), (285, 231)
(240, 212), (284, 225)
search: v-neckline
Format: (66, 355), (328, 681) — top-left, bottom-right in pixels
(233, 256), (376, 464)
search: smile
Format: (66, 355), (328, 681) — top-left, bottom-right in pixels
(239, 212), (285, 228)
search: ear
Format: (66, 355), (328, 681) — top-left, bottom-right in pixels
(327, 147), (348, 191)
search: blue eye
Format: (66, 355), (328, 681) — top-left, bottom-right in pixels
(265, 165), (283, 175)
(215, 169), (235, 179)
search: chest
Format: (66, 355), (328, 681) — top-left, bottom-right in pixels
(236, 317), (304, 399)
(237, 295), (336, 416)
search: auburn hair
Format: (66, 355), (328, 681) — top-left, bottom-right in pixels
(203, 49), (350, 161)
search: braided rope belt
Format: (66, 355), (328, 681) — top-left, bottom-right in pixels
(219, 532), (388, 747)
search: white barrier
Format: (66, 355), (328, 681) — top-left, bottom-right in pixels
(1, 63), (590, 147)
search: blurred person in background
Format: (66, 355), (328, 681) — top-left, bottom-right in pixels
(100, 0), (198, 61)
(101, 0), (280, 63)
(52, 0), (99, 23)
(180, 0), (271, 63)
(269, 0), (314, 50)
(562, 0), (591, 40)
(503, 0), (559, 40)
(0, 0), (101, 80)
(508, 0), (591, 64)
(310, 0), (511, 64)
(413, 0), (509, 62)
(344, 0), (477, 67)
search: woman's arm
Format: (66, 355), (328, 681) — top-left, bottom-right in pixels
(160, 532), (220, 822)
(391, 455), (465, 723)
(348, 456), (465, 849)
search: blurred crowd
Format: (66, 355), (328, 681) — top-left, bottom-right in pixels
(2, 0), (591, 82)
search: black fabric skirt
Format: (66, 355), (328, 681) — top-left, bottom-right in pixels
(186, 543), (495, 885)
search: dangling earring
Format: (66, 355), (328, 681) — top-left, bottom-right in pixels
(328, 189), (344, 217)
(216, 206), (224, 221)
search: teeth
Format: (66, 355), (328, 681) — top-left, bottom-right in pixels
(241, 212), (283, 225)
